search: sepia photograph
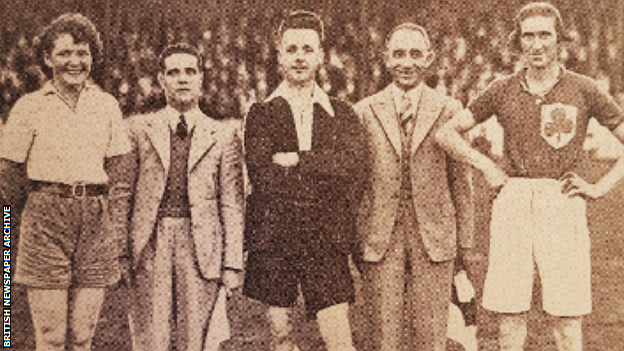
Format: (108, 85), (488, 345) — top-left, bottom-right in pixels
(1, 0), (623, 350)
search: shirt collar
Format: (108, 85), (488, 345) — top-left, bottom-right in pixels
(391, 82), (424, 108)
(42, 80), (99, 96)
(518, 65), (566, 95)
(266, 81), (335, 117)
(163, 105), (202, 131)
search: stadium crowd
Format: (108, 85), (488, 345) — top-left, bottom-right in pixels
(1, 1), (623, 121)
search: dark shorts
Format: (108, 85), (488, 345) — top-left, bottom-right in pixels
(15, 191), (121, 289)
(243, 239), (355, 319)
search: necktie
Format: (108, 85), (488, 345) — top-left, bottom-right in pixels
(399, 93), (413, 132)
(176, 114), (188, 139)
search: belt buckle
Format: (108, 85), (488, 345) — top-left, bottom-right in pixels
(71, 182), (86, 198)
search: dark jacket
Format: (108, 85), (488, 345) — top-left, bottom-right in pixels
(244, 96), (368, 255)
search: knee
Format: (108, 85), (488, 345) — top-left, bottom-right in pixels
(552, 316), (582, 351)
(267, 307), (292, 339)
(70, 321), (97, 350)
(36, 324), (66, 350)
(499, 313), (527, 351)
(317, 304), (355, 351)
(552, 316), (582, 335)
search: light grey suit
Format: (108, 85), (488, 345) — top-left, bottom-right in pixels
(354, 85), (473, 351)
(123, 109), (244, 351)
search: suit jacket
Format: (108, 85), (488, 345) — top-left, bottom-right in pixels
(244, 97), (368, 255)
(122, 109), (245, 279)
(354, 85), (473, 263)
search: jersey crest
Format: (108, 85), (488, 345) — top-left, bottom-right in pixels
(540, 103), (578, 149)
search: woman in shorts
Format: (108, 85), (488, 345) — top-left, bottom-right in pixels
(0, 13), (130, 351)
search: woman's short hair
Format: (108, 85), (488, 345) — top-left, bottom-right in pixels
(37, 13), (103, 78)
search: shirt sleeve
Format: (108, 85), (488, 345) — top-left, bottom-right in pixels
(0, 96), (36, 163)
(586, 79), (624, 131)
(468, 80), (501, 124)
(244, 103), (277, 191)
(105, 97), (132, 158)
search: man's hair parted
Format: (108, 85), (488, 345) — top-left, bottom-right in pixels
(158, 43), (203, 73)
(508, 2), (570, 52)
(277, 10), (325, 43)
(384, 22), (432, 51)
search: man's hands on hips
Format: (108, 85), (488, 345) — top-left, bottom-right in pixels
(560, 172), (606, 199)
(483, 164), (509, 194)
(273, 152), (299, 167)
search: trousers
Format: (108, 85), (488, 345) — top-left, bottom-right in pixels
(129, 217), (219, 351)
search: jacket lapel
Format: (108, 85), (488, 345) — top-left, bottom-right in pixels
(371, 86), (402, 156)
(411, 86), (443, 155)
(188, 116), (217, 172)
(145, 116), (171, 176)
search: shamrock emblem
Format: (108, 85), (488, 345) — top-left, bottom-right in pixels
(544, 107), (574, 142)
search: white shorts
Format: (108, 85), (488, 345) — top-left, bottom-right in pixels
(481, 178), (591, 316)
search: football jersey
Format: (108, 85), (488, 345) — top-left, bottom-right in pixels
(469, 68), (624, 178)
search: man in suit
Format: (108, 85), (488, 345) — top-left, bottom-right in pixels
(123, 43), (244, 351)
(243, 10), (367, 351)
(353, 23), (474, 351)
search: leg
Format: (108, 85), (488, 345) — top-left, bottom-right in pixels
(360, 240), (406, 351)
(499, 313), (527, 351)
(67, 195), (121, 351)
(267, 306), (299, 351)
(128, 238), (157, 351)
(406, 237), (453, 351)
(243, 248), (300, 351)
(298, 237), (355, 351)
(552, 316), (582, 351)
(317, 303), (357, 351)
(18, 194), (74, 351)
(129, 219), (174, 351)
(28, 289), (68, 351)
(533, 186), (591, 317)
(482, 179), (534, 315)
(531, 182), (587, 351)
(172, 218), (219, 351)
(68, 287), (106, 351)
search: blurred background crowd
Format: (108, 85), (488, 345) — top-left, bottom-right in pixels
(1, 0), (624, 121)
(3, 1), (624, 350)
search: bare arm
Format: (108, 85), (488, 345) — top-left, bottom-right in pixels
(562, 123), (624, 198)
(448, 158), (474, 250)
(435, 108), (508, 189)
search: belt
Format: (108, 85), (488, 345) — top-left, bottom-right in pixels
(158, 207), (191, 218)
(31, 181), (108, 198)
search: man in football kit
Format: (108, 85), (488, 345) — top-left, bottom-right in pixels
(436, 3), (624, 351)
(243, 10), (367, 351)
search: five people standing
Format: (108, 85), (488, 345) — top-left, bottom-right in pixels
(3, 3), (624, 351)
